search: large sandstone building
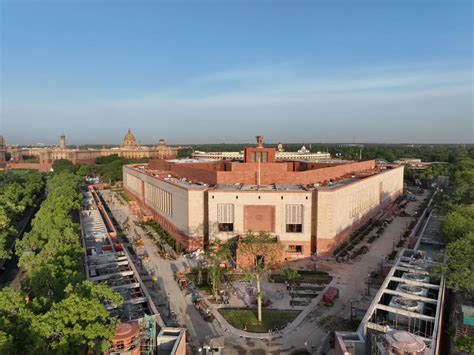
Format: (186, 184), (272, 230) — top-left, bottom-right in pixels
(8, 130), (178, 165)
(123, 136), (404, 259)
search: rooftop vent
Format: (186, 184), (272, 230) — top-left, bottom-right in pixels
(399, 285), (424, 295)
(404, 272), (429, 282)
(393, 298), (419, 311)
(383, 330), (426, 354)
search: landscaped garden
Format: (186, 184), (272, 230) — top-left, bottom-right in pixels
(269, 269), (332, 285)
(218, 308), (300, 332)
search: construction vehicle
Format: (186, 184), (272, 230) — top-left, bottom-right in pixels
(194, 298), (214, 322)
(175, 271), (189, 290)
(323, 287), (339, 306)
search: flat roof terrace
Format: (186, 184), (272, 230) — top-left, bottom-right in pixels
(126, 158), (381, 189)
(214, 184), (307, 191)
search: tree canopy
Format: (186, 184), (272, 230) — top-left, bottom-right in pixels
(70, 155), (150, 183)
(238, 232), (283, 322)
(0, 170), (122, 354)
(441, 232), (474, 292)
(0, 170), (45, 260)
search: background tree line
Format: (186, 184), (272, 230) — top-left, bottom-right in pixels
(0, 170), (122, 354)
(53, 155), (150, 183)
(179, 143), (473, 163)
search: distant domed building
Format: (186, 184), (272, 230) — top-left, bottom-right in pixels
(8, 129), (179, 165)
(121, 129), (139, 149)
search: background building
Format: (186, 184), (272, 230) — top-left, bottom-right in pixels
(192, 144), (331, 161)
(123, 136), (404, 261)
(7, 129), (178, 165)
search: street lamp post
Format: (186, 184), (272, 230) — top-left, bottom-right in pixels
(350, 298), (353, 321)
(367, 273), (371, 296)
(167, 293), (171, 319)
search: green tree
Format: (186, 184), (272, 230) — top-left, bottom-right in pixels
(206, 239), (232, 300)
(282, 267), (300, 286)
(440, 232), (474, 292)
(238, 232), (283, 322)
(52, 159), (74, 173)
(33, 281), (122, 354)
(0, 288), (37, 353)
(0, 171), (45, 260)
(454, 334), (474, 354)
(442, 205), (474, 243)
(74, 164), (91, 177)
(1, 169), (123, 354)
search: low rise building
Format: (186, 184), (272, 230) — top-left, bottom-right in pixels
(192, 143), (331, 161)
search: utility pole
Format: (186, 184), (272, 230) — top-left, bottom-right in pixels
(350, 298), (353, 321)
(367, 273), (371, 296)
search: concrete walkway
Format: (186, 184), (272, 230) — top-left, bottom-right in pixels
(100, 190), (220, 347)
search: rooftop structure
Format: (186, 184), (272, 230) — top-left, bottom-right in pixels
(335, 211), (446, 355)
(123, 136), (404, 260)
(80, 188), (185, 354)
(393, 158), (431, 169)
(192, 139), (331, 162)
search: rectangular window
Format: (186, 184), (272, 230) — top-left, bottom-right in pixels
(217, 204), (234, 232)
(286, 224), (303, 233)
(288, 245), (303, 253)
(218, 223), (234, 232)
(285, 204), (303, 233)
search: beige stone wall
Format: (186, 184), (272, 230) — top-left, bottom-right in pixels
(208, 191), (313, 257)
(123, 167), (205, 239)
(315, 167), (404, 254)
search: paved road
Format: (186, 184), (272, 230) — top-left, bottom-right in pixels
(100, 190), (219, 348)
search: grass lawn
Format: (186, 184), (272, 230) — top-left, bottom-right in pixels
(218, 308), (300, 333)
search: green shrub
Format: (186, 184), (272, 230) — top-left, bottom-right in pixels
(368, 235), (377, 243)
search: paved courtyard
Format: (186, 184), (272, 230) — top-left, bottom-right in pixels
(100, 188), (430, 354)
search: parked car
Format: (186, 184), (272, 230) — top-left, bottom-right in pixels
(323, 287), (339, 306)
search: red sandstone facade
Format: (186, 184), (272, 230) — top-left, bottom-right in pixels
(123, 137), (404, 262)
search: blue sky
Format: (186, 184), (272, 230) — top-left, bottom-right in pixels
(1, 0), (472, 144)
